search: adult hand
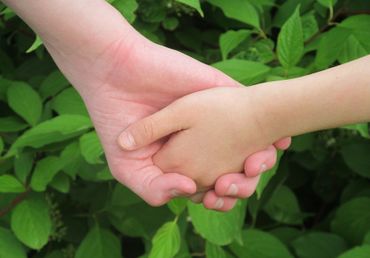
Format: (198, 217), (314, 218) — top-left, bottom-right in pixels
(3, 0), (290, 209)
(77, 37), (290, 208)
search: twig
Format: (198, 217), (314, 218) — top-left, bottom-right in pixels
(305, 6), (344, 45)
(0, 187), (31, 218)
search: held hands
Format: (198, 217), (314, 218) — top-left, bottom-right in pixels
(119, 86), (288, 209)
(26, 0), (289, 209)
(53, 33), (288, 210)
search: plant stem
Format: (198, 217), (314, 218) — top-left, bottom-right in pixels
(0, 187), (31, 218)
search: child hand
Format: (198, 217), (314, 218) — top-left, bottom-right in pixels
(119, 87), (281, 190)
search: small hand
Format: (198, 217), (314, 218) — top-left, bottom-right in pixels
(119, 87), (288, 209)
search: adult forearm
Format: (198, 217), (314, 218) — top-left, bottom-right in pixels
(255, 55), (370, 139)
(1, 0), (135, 53)
(1, 0), (141, 97)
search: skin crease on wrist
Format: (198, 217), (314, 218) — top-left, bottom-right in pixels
(2, 0), (292, 211)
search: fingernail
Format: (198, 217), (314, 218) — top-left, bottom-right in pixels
(170, 189), (182, 197)
(214, 198), (224, 209)
(190, 192), (205, 203)
(260, 163), (267, 173)
(227, 184), (238, 196)
(171, 189), (190, 198)
(119, 132), (135, 150)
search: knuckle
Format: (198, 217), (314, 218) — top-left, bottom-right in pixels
(140, 119), (155, 142)
(239, 186), (256, 198)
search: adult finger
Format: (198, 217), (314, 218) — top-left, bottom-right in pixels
(189, 192), (206, 203)
(202, 190), (238, 211)
(214, 174), (261, 198)
(113, 164), (197, 206)
(243, 145), (277, 177)
(274, 137), (292, 150)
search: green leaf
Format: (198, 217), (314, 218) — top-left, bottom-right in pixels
(7, 115), (93, 156)
(331, 197), (370, 245)
(302, 13), (319, 41)
(176, 0), (204, 17)
(111, 183), (142, 207)
(167, 198), (188, 215)
(188, 200), (245, 245)
(0, 227), (27, 258)
(264, 185), (303, 225)
(26, 35), (43, 53)
(49, 173), (70, 193)
(149, 221), (181, 258)
(79, 131), (104, 164)
(59, 141), (83, 179)
(338, 34), (370, 63)
(230, 229), (294, 258)
(270, 227), (303, 246)
(207, 0), (260, 28)
(14, 152), (34, 183)
(315, 27), (350, 69)
(75, 225), (121, 258)
(0, 77), (12, 101)
(256, 151), (283, 198)
(45, 251), (64, 258)
(111, 0), (138, 24)
(52, 88), (89, 116)
(7, 82), (42, 126)
(39, 70), (69, 100)
(212, 59), (270, 85)
(277, 6), (304, 69)
(341, 142), (370, 178)
(337, 246), (370, 258)
(0, 116), (28, 132)
(11, 195), (52, 249)
(317, 0), (337, 8)
(219, 30), (251, 60)
(316, 15), (370, 68)
(342, 123), (369, 138)
(109, 201), (171, 239)
(291, 232), (347, 258)
(339, 14), (370, 32)
(30, 156), (63, 192)
(337, 15), (370, 63)
(162, 17), (179, 31)
(206, 241), (228, 258)
(0, 175), (25, 193)
(290, 133), (315, 152)
(0, 136), (3, 154)
(272, 0), (313, 28)
(363, 231), (370, 245)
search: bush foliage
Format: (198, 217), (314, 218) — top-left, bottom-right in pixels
(1, 0), (370, 257)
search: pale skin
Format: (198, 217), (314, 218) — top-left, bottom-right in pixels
(120, 55), (370, 210)
(2, 0), (291, 210)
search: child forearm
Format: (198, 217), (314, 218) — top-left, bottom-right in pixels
(252, 55), (370, 139)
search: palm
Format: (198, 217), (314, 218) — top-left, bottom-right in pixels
(60, 38), (239, 205)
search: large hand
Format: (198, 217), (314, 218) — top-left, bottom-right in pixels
(62, 36), (290, 209)
(21, 0), (290, 209)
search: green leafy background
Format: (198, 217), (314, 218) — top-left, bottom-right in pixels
(1, 0), (370, 257)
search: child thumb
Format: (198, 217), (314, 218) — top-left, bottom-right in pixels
(118, 104), (185, 150)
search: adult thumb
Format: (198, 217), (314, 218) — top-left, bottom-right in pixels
(118, 104), (186, 150)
